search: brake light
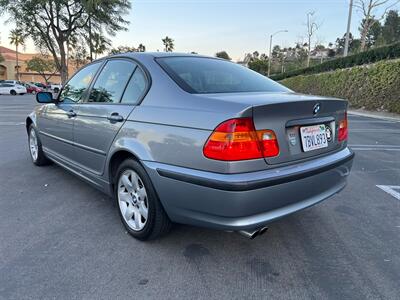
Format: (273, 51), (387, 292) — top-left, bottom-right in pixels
(203, 118), (279, 161)
(338, 112), (348, 142)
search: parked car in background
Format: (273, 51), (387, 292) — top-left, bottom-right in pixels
(31, 82), (48, 90)
(24, 83), (43, 94)
(4, 80), (24, 86)
(0, 83), (27, 95)
(48, 82), (62, 93)
(26, 53), (354, 240)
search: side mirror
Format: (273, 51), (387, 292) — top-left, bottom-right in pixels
(36, 91), (55, 103)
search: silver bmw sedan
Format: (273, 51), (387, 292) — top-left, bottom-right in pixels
(26, 52), (354, 240)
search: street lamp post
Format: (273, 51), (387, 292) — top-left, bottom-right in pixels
(268, 30), (288, 77)
(344, 0), (354, 57)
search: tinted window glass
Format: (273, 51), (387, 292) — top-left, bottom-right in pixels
(157, 57), (290, 94)
(88, 60), (136, 103)
(121, 67), (147, 104)
(60, 62), (101, 103)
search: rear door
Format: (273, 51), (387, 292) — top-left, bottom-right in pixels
(36, 62), (101, 161)
(72, 58), (148, 175)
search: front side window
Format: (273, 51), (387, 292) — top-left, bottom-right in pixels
(60, 62), (101, 103)
(157, 56), (290, 94)
(121, 67), (147, 104)
(88, 60), (136, 103)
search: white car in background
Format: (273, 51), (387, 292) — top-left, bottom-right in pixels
(48, 83), (62, 93)
(3, 80), (24, 86)
(0, 83), (27, 95)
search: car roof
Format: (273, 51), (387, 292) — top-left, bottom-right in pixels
(103, 52), (214, 60)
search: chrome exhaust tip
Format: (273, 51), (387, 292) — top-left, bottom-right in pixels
(238, 226), (268, 239)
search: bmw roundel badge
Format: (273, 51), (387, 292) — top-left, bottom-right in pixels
(313, 103), (321, 115)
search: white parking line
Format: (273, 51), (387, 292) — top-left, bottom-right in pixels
(377, 185), (400, 201)
(350, 144), (400, 151)
(0, 114), (29, 117)
(349, 120), (399, 124)
(350, 129), (400, 134)
(349, 144), (400, 148)
(353, 148), (400, 151)
(0, 122), (25, 125)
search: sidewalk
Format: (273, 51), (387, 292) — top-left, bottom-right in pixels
(348, 108), (400, 121)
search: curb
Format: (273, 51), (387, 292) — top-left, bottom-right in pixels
(348, 110), (400, 122)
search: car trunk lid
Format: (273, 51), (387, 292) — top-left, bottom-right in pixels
(251, 96), (347, 165)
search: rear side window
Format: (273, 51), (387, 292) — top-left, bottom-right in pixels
(121, 67), (147, 104)
(88, 60), (136, 103)
(157, 56), (290, 94)
(60, 62), (101, 103)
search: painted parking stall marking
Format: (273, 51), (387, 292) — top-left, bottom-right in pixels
(376, 185), (400, 201)
(0, 122), (25, 126)
(350, 144), (400, 151)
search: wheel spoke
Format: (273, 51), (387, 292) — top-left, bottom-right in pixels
(121, 174), (133, 192)
(119, 192), (131, 204)
(134, 209), (141, 229)
(137, 187), (147, 200)
(138, 201), (148, 220)
(124, 205), (134, 221)
(130, 172), (140, 190)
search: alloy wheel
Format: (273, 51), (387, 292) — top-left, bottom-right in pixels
(29, 128), (39, 161)
(117, 169), (149, 231)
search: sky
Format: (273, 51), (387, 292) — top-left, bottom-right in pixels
(1, 0), (399, 61)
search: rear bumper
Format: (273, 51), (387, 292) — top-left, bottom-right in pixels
(143, 148), (354, 231)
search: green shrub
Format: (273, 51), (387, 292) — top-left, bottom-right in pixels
(271, 42), (400, 81)
(280, 59), (400, 114)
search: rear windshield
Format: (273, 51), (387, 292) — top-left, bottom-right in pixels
(156, 56), (290, 94)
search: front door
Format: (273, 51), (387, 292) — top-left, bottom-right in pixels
(72, 59), (147, 175)
(37, 62), (102, 161)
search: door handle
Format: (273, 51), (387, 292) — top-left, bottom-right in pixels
(67, 110), (76, 118)
(107, 112), (124, 122)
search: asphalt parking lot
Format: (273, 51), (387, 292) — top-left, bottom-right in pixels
(0, 94), (399, 300)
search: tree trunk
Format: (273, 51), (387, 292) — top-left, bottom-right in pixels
(16, 45), (20, 81)
(360, 16), (371, 52)
(360, 26), (368, 51)
(58, 40), (68, 84)
(89, 16), (93, 62)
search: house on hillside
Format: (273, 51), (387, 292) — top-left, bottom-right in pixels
(0, 46), (77, 83)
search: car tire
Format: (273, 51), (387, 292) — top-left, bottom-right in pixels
(28, 124), (51, 166)
(115, 159), (171, 240)
(10, 90), (16, 96)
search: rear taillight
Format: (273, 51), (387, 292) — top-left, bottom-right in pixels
(338, 112), (348, 142)
(203, 118), (279, 161)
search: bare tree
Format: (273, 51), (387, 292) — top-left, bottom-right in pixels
(306, 11), (320, 67)
(354, 0), (400, 51)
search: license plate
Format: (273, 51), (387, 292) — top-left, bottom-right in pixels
(300, 124), (328, 152)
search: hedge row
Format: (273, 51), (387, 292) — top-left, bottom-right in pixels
(271, 42), (400, 81)
(280, 59), (400, 114)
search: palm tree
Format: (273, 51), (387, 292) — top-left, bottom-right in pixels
(137, 43), (146, 52)
(162, 36), (174, 52)
(9, 29), (26, 81)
